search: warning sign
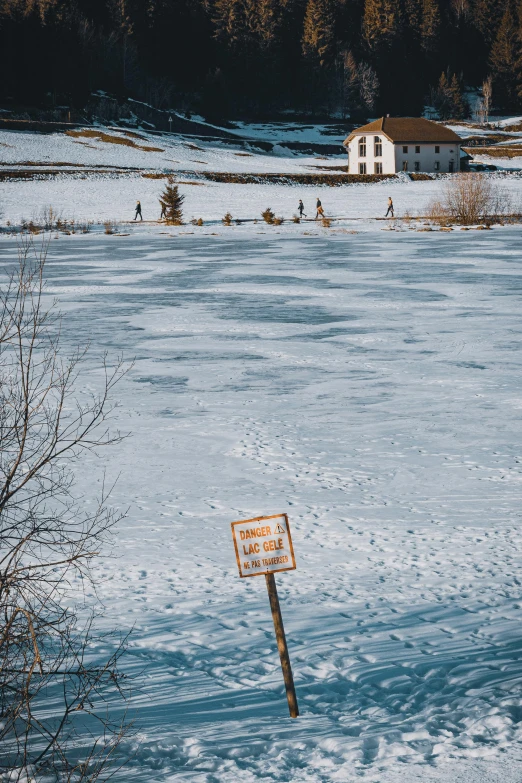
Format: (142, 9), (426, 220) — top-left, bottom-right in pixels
(231, 513), (297, 579)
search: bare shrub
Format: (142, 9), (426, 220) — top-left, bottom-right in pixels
(39, 205), (63, 231)
(191, 217), (204, 226)
(273, 216), (284, 226)
(292, 215), (300, 223)
(104, 219), (119, 235)
(0, 238), (131, 781)
(322, 217), (332, 227)
(426, 200), (446, 225)
(261, 207), (275, 224)
(428, 173), (512, 225)
(222, 212), (233, 226)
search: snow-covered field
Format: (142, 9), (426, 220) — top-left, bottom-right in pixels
(2, 122), (522, 229)
(2, 224), (522, 782)
(2, 122), (522, 782)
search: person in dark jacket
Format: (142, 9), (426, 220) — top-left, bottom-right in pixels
(159, 201), (167, 220)
(385, 197), (394, 217)
(315, 198), (325, 219)
(298, 199), (306, 218)
(134, 201), (143, 221)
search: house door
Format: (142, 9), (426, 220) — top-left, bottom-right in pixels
(449, 161), (454, 173)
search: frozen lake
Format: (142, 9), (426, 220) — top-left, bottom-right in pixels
(2, 229), (522, 782)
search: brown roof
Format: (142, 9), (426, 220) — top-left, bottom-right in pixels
(344, 117), (461, 145)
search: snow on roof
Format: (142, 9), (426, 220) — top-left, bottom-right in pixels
(344, 117), (462, 145)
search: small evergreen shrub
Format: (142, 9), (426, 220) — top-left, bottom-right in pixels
(293, 215), (300, 223)
(222, 212), (233, 225)
(273, 216), (284, 225)
(160, 177), (184, 225)
(262, 207), (275, 224)
(322, 217), (332, 228)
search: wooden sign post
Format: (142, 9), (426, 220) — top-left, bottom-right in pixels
(231, 513), (299, 719)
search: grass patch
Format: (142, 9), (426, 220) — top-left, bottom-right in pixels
(311, 164), (348, 172)
(66, 129), (164, 152)
(462, 134), (520, 145)
(141, 174), (205, 185)
(0, 161), (90, 167)
(463, 146), (522, 158)
(183, 172), (397, 186)
(0, 169), (142, 181)
(500, 122), (522, 132)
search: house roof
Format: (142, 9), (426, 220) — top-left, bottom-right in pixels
(344, 117), (461, 145)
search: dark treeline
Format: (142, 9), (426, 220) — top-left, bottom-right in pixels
(0, 0), (520, 121)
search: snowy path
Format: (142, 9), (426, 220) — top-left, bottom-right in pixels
(2, 230), (522, 781)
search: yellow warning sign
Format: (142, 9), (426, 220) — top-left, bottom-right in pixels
(231, 513), (297, 579)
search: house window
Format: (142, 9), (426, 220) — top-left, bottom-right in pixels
(359, 162), (367, 174)
(414, 161), (420, 172)
(435, 145), (440, 153)
(402, 161), (408, 171)
(359, 136), (366, 157)
(449, 161), (454, 172)
(402, 145), (408, 153)
(374, 162), (383, 174)
(415, 145), (420, 154)
(374, 136), (382, 157)
(434, 161), (440, 171)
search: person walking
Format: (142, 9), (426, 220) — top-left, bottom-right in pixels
(298, 199), (306, 219)
(159, 200), (167, 220)
(315, 198), (325, 219)
(385, 197), (394, 218)
(134, 200), (143, 221)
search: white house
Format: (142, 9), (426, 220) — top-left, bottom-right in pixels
(343, 117), (462, 175)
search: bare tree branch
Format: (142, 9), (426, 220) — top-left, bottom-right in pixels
(0, 238), (133, 782)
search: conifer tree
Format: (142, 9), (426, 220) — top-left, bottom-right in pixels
(431, 71), (468, 119)
(432, 71), (452, 118)
(449, 73), (468, 118)
(302, 0), (336, 65)
(160, 178), (184, 225)
(489, 5), (519, 107)
(420, 0), (440, 53)
(362, 0), (399, 51)
(404, 0), (422, 35)
(213, 0), (250, 50)
(473, 0), (505, 44)
(255, 0), (282, 48)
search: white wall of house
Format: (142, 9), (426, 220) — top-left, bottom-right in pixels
(347, 135), (395, 175)
(347, 135), (461, 174)
(393, 142), (460, 173)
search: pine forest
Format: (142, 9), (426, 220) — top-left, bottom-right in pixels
(0, 0), (520, 121)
